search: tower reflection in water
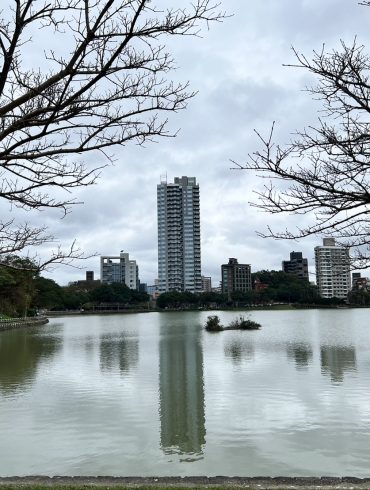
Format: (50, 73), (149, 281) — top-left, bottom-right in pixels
(99, 333), (139, 374)
(320, 345), (357, 384)
(159, 319), (205, 459)
(286, 343), (313, 370)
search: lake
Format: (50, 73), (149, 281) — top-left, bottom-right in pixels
(0, 308), (369, 477)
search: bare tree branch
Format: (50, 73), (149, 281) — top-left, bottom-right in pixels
(0, 219), (95, 272)
(0, 0), (226, 269)
(235, 20), (370, 269)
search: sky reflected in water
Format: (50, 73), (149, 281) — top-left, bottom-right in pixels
(0, 309), (370, 477)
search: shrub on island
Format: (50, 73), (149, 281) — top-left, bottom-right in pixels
(205, 315), (261, 332)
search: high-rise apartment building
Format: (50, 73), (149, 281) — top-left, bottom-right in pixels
(314, 238), (351, 299)
(100, 251), (139, 289)
(282, 251), (309, 281)
(157, 176), (201, 293)
(221, 258), (252, 294)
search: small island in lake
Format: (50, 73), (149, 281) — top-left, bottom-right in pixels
(205, 315), (261, 332)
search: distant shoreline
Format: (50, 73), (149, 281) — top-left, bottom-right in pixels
(45, 304), (369, 317)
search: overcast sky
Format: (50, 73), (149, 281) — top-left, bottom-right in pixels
(9, 0), (370, 286)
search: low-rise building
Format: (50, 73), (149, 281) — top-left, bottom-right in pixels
(147, 284), (159, 300)
(100, 251), (139, 290)
(282, 251), (309, 281)
(352, 273), (370, 291)
(86, 271), (94, 281)
(254, 276), (268, 292)
(221, 258), (252, 294)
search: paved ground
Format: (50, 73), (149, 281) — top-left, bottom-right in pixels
(2, 477), (370, 488)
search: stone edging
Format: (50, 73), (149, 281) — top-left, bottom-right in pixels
(0, 316), (49, 332)
(2, 477), (370, 488)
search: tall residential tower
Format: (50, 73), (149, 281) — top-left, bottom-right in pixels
(157, 176), (201, 293)
(314, 238), (351, 299)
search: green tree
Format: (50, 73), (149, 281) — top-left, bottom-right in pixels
(61, 287), (89, 310)
(89, 283), (139, 305)
(156, 291), (191, 309)
(252, 271), (320, 304)
(130, 289), (150, 304)
(348, 289), (370, 306)
(198, 291), (228, 306)
(33, 277), (64, 310)
(0, 256), (37, 316)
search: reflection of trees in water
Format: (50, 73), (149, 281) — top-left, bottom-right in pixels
(321, 345), (357, 383)
(0, 328), (60, 393)
(224, 339), (254, 364)
(286, 343), (313, 370)
(99, 334), (139, 374)
(159, 323), (205, 458)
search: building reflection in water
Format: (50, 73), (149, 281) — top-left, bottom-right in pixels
(286, 342), (313, 370)
(224, 339), (254, 365)
(99, 333), (139, 374)
(159, 321), (205, 458)
(320, 345), (357, 383)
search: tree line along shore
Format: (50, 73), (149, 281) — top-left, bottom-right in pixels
(1, 257), (368, 319)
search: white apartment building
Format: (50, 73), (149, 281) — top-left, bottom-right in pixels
(100, 251), (139, 290)
(314, 238), (351, 299)
(157, 176), (201, 294)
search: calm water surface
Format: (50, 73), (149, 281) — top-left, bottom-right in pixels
(1, 309), (370, 476)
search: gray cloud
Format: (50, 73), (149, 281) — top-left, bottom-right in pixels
(10, 0), (369, 285)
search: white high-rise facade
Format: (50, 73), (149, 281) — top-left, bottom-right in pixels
(314, 238), (351, 299)
(157, 176), (201, 293)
